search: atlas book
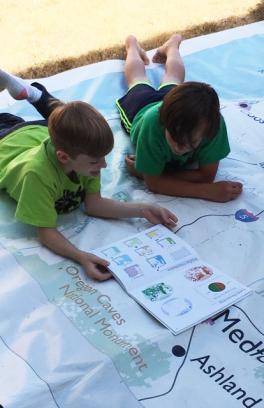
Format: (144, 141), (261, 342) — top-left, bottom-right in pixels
(92, 224), (252, 335)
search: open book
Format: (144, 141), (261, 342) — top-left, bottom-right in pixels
(92, 224), (252, 335)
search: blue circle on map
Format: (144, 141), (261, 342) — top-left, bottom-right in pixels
(172, 345), (186, 357)
(235, 209), (258, 223)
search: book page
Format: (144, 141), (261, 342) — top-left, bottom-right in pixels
(92, 225), (199, 292)
(92, 224), (252, 335)
(131, 263), (252, 334)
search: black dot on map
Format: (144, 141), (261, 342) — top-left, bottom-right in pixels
(172, 345), (186, 357)
(239, 102), (248, 108)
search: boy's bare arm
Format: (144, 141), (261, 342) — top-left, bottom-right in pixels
(38, 227), (112, 281)
(125, 156), (242, 202)
(126, 154), (218, 183)
(168, 162), (219, 183)
(85, 192), (177, 228)
(144, 173), (243, 202)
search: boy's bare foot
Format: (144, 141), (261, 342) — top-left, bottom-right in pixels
(125, 35), (150, 65)
(205, 181), (243, 202)
(152, 34), (182, 64)
(125, 155), (144, 179)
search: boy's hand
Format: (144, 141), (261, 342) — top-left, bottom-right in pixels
(125, 155), (143, 179)
(141, 204), (178, 229)
(38, 227), (112, 281)
(79, 252), (112, 281)
(205, 181), (243, 202)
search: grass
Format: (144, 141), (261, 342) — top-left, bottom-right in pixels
(2, 0), (264, 78)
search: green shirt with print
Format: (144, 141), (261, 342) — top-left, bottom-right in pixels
(130, 101), (230, 175)
(0, 125), (100, 227)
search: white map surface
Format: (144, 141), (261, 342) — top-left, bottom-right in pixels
(0, 22), (263, 408)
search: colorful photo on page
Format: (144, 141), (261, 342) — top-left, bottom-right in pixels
(124, 264), (143, 278)
(208, 282), (226, 292)
(157, 237), (176, 248)
(113, 254), (132, 266)
(135, 245), (153, 256)
(147, 255), (166, 269)
(146, 229), (164, 239)
(142, 282), (173, 302)
(101, 246), (121, 258)
(184, 265), (213, 282)
(124, 238), (143, 248)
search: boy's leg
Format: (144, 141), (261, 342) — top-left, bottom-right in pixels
(0, 69), (42, 102)
(125, 35), (150, 87)
(30, 82), (62, 119)
(152, 34), (185, 85)
(0, 69), (62, 120)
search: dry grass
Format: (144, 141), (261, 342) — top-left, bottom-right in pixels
(2, 0), (264, 78)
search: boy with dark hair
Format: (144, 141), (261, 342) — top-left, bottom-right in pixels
(0, 70), (177, 281)
(116, 34), (243, 202)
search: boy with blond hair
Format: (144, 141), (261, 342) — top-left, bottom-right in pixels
(0, 70), (177, 280)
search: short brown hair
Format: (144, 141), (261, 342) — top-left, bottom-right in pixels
(48, 101), (114, 158)
(160, 81), (220, 146)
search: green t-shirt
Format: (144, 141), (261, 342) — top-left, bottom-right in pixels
(130, 102), (230, 175)
(0, 125), (100, 227)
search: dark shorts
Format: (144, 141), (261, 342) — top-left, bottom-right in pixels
(116, 82), (176, 133)
(0, 113), (47, 139)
